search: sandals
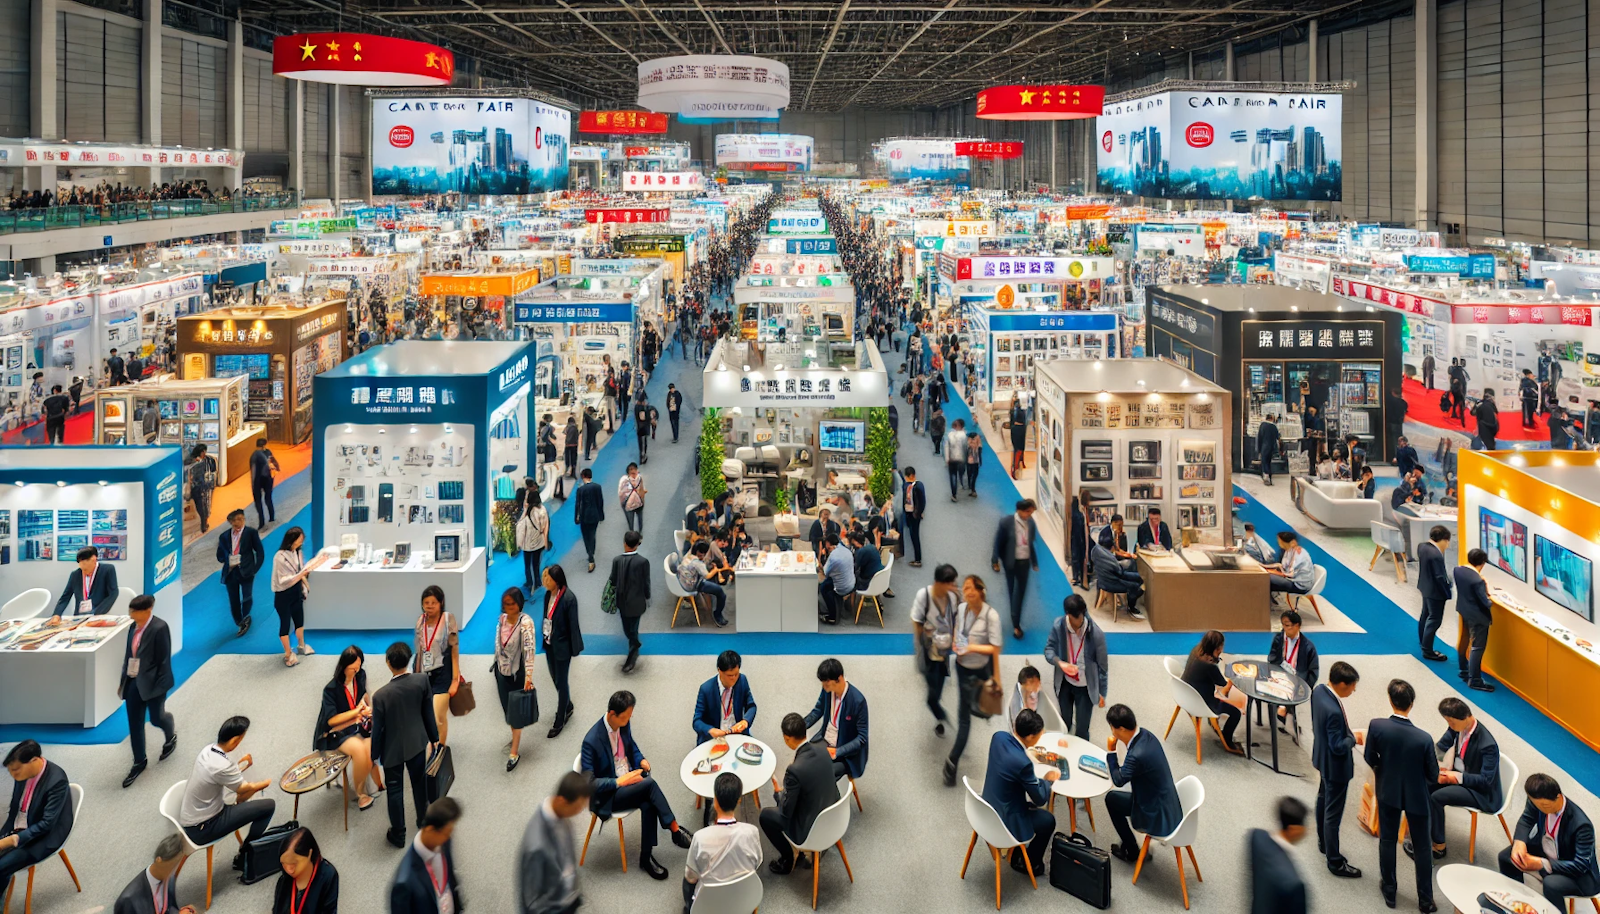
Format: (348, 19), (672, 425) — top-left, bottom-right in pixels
(299, 644), (315, 656)
(357, 795), (375, 811)
(284, 654), (300, 667)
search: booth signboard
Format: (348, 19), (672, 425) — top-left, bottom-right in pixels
(1240, 320), (1384, 361)
(579, 110), (670, 133)
(912, 219), (995, 238)
(513, 302), (634, 324)
(786, 238), (836, 254)
(1403, 253), (1497, 278)
(954, 256), (1113, 280)
(419, 270), (540, 297)
(705, 366), (886, 408)
(622, 171), (704, 192)
(985, 311), (1119, 333)
(1147, 293), (1219, 381)
(616, 235), (687, 253)
(767, 212), (828, 233)
(585, 208), (669, 224)
(733, 284), (854, 305)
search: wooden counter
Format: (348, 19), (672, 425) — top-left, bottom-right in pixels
(1137, 550), (1271, 632)
(1467, 597), (1600, 752)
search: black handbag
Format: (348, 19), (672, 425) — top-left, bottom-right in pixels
(238, 819), (300, 885)
(506, 687), (540, 729)
(426, 745), (455, 801)
(1049, 831), (1111, 909)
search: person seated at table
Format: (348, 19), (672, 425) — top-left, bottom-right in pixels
(1102, 704), (1183, 864)
(983, 709), (1059, 879)
(1498, 773), (1600, 910)
(803, 658), (868, 781)
(1358, 466), (1377, 499)
(761, 713), (839, 875)
(1264, 531), (1314, 601)
(1391, 467), (1425, 514)
(817, 534), (855, 626)
(1135, 508), (1174, 550)
(849, 530), (883, 599)
(1416, 697), (1501, 861)
(1097, 514), (1133, 559)
(1240, 522), (1277, 564)
(706, 528), (736, 584)
(684, 500), (711, 532)
(178, 716), (277, 863)
(677, 541), (729, 628)
(579, 690), (694, 881)
(1315, 456), (1339, 480)
(870, 497), (899, 554)
(1267, 610), (1319, 729)
(1090, 541), (1145, 619)
(729, 517), (757, 566)
(49, 545), (119, 624)
(1008, 665), (1045, 730)
(0, 740), (74, 892)
(850, 488), (875, 519)
(272, 827), (338, 914)
(315, 645), (384, 811)
(682, 773), (762, 914)
(808, 508), (840, 558)
(1182, 630), (1246, 755)
(692, 650), (757, 745)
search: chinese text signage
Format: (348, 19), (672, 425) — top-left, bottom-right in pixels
(976, 84), (1104, 120)
(513, 302), (635, 324)
(953, 141), (1024, 159)
(1241, 320), (1383, 360)
(584, 208), (668, 224)
(579, 110), (670, 134)
(621, 171), (704, 192)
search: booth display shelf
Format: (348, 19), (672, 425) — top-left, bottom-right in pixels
(305, 547), (487, 630)
(733, 549), (819, 632)
(0, 617), (133, 725)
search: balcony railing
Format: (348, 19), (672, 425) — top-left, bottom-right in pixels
(0, 192), (300, 234)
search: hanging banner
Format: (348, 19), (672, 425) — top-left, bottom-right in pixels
(953, 141), (1024, 159)
(714, 134), (814, 169)
(512, 302), (635, 323)
(371, 97), (570, 195)
(3, 143), (241, 167)
(584, 208), (669, 224)
(1064, 204), (1111, 220)
(579, 110), (670, 134)
(636, 55), (790, 120)
(976, 84), (1104, 120)
(272, 32), (453, 86)
(912, 219), (995, 238)
(615, 234), (687, 253)
(954, 256), (1114, 280)
(621, 171), (704, 192)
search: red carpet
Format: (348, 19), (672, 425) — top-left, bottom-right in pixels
(1, 408), (96, 446)
(1401, 376), (1548, 442)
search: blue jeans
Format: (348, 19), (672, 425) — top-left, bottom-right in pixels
(697, 580), (727, 619)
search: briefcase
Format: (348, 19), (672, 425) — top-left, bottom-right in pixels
(238, 819), (300, 885)
(427, 745), (455, 801)
(1049, 831), (1111, 909)
(506, 687), (540, 729)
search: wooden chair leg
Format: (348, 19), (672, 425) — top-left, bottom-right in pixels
(1175, 848), (1190, 910)
(835, 841), (853, 882)
(3, 874), (11, 914)
(1399, 815), (1408, 844)
(671, 597), (684, 627)
(1086, 798), (1097, 832)
(58, 852), (81, 892)
(1500, 814), (1513, 842)
(812, 851), (821, 910)
(580, 815), (597, 865)
(1020, 845), (1038, 890)
(1370, 545), (1382, 570)
(1307, 594), (1324, 623)
(1163, 705), (1181, 738)
(1068, 799), (1077, 834)
(342, 766), (350, 833)
(1193, 717), (1202, 765)
(21, 868), (32, 914)
(1185, 845), (1202, 881)
(1590, 897), (1600, 913)
(1469, 812), (1479, 863)
(617, 818), (628, 873)
(872, 595), (884, 627)
(960, 831), (978, 878)
(1132, 836), (1152, 884)
(849, 776), (862, 811)
(205, 845), (214, 910)
(991, 846), (1002, 911)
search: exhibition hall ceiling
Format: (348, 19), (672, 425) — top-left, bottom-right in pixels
(238, 0), (1399, 110)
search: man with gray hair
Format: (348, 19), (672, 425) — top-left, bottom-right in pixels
(519, 772), (594, 914)
(114, 833), (195, 914)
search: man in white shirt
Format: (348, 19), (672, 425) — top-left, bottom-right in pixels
(681, 773), (762, 914)
(177, 716), (275, 862)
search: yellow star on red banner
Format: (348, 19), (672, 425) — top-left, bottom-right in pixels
(299, 40), (317, 61)
(1019, 89), (1036, 104)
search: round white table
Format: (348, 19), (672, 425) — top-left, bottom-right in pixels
(1030, 731), (1114, 835)
(1436, 863), (1561, 914)
(679, 735), (778, 808)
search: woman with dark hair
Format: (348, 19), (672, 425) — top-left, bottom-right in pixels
(187, 442), (218, 533)
(316, 645), (383, 809)
(272, 826), (338, 914)
(1181, 629), (1246, 755)
(271, 526), (324, 667)
(540, 564), (583, 738)
(493, 588), (538, 770)
(515, 486), (549, 593)
(943, 573), (1003, 786)
(414, 584), (460, 746)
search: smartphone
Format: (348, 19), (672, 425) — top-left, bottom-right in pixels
(378, 484), (394, 523)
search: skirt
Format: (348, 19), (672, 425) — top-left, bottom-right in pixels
(426, 664), (454, 695)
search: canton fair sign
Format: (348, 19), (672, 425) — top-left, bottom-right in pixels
(956, 257), (1111, 280)
(513, 302), (635, 324)
(622, 171), (704, 192)
(585, 208), (669, 224)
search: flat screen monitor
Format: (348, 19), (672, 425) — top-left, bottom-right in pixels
(213, 353), (270, 380)
(818, 419), (865, 452)
(1534, 534), (1594, 622)
(1479, 507), (1528, 581)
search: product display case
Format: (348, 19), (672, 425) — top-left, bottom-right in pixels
(93, 375), (258, 486)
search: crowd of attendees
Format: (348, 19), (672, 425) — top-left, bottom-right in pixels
(3, 180), (266, 210)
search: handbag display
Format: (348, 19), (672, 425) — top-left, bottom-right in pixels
(506, 686), (540, 729)
(238, 819), (301, 885)
(448, 677), (476, 717)
(1049, 831), (1111, 909)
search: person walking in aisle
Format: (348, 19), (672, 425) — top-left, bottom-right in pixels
(1455, 548), (1496, 691)
(249, 438), (280, 529)
(1311, 661), (1365, 878)
(272, 827), (338, 914)
(413, 585), (461, 747)
(519, 773), (592, 914)
(913, 564), (960, 737)
(563, 415), (580, 479)
(118, 594), (177, 788)
(942, 418), (967, 501)
(634, 396), (653, 464)
(901, 467), (926, 567)
(271, 527), (324, 667)
(516, 487), (550, 594)
(216, 509), (263, 638)
(1257, 414), (1281, 485)
(1248, 797), (1310, 914)
(666, 383), (684, 443)
(991, 499), (1040, 640)
(1007, 395), (1028, 477)
(41, 384), (68, 444)
(965, 427), (982, 496)
(1417, 525), (1452, 662)
(187, 443), (217, 533)
(1365, 678), (1440, 912)
(943, 575), (1003, 787)
(928, 405), (946, 457)
(617, 463), (648, 534)
(389, 799), (463, 914)
(609, 530), (652, 673)
(371, 642), (438, 849)
(542, 564), (583, 738)
(1044, 594), (1108, 740)
(494, 588), (539, 772)
(1520, 368), (1540, 429)
(582, 406), (602, 461)
(572, 469), (605, 573)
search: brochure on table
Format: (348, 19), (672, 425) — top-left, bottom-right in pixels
(312, 341), (536, 565)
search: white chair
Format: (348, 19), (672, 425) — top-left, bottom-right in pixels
(110, 586), (137, 616)
(664, 554), (703, 628)
(786, 779), (854, 909)
(1132, 775), (1206, 909)
(1288, 565), (1328, 624)
(571, 754), (639, 873)
(2, 783), (83, 914)
(959, 776), (1036, 909)
(1160, 656), (1224, 765)
(1370, 521), (1407, 583)
(1466, 756), (1520, 864)
(673, 528), (691, 557)
(853, 553), (893, 626)
(158, 780), (242, 910)
(0, 589), (51, 622)
(689, 869), (764, 914)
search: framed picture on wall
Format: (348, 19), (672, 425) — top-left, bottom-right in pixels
(1080, 440), (1114, 460)
(1080, 462), (1113, 481)
(1128, 465), (1163, 479)
(1129, 441), (1160, 464)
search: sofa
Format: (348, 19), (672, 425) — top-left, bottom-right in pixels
(1296, 477), (1383, 529)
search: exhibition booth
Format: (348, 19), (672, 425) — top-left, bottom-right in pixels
(734, 278), (855, 344)
(511, 278), (640, 417)
(0, 446), (184, 726)
(92, 375), (257, 485)
(176, 299), (348, 444)
(965, 307), (1121, 406)
(307, 341), (537, 629)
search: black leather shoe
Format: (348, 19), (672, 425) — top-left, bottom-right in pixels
(672, 826), (694, 849)
(387, 828), (405, 848)
(1422, 650), (1448, 662)
(1110, 843), (1140, 864)
(640, 854), (669, 880)
(1470, 681), (1496, 693)
(1419, 900), (1438, 913)
(622, 652), (638, 674)
(122, 762), (146, 789)
(546, 719), (565, 739)
(943, 760), (957, 787)
(1382, 885), (1398, 908)
(1009, 851), (1032, 876)
(768, 860), (794, 876)
(160, 734), (179, 761)
(1329, 863), (1362, 878)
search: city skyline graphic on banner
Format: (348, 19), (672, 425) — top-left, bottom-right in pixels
(371, 99), (569, 196)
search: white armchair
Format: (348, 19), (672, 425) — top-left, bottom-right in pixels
(1369, 521), (1407, 583)
(1300, 481), (1383, 529)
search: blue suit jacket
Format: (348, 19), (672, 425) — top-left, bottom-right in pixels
(1418, 541), (1452, 601)
(1106, 729), (1182, 837)
(692, 674), (758, 745)
(803, 684), (869, 778)
(579, 718), (647, 818)
(572, 481), (606, 526)
(1453, 565), (1494, 629)
(1310, 684), (1357, 781)
(1512, 797), (1600, 885)
(1248, 828), (1306, 914)
(981, 733), (1051, 842)
(389, 839), (461, 914)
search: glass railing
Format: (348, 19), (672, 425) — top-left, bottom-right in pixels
(0, 192), (301, 234)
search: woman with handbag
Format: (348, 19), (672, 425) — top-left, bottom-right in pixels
(315, 645), (384, 810)
(516, 488), (550, 594)
(272, 526), (325, 667)
(945, 574), (1004, 787)
(541, 564), (583, 738)
(187, 443), (218, 533)
(414, 584), (461, 746)
(493, 587), (539, 771)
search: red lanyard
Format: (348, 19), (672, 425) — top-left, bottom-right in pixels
(546, 589), (564, 621)
(722, 687), (734, 719)
(500, 615), (520, 650)
(427, 852), (448, 898)
(830, 692), (844, 729)
(18, 772), (40, 811)
(132, 623), (147, 655)
(231, 529), (242, 555)
(344, 683), (358, 710)
(82, 569), (94, 601)
(1546, 810), (1564, 841)
(1459, 725), (1475, 759)
(1285, 638), (1301, 667)
(422, 614), (446, 654)
(1068, 629), (1085, 665)
(151, 878), (168, 914)
(289, 861), (319, 914)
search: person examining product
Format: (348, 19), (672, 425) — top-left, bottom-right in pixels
(49, 545), (118, 624)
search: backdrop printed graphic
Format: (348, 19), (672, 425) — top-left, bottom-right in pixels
(371, 97), (570, 195)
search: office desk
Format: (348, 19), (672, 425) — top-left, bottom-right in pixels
(1137, 549), (1270, 632)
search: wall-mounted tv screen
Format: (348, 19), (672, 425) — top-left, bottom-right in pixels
(213, 353), (271, 380)
(1534, 534), (1594, 622)
(818, 419), (865, 453)
(1479, 507), (1528, 581)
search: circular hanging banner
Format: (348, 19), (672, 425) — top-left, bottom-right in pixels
(976, 85), (1104, 120)
(637, 56), (789, 121)
(273, 33), (454, 86)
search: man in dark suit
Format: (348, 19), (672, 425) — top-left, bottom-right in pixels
(215, 509), (264, 638)
(1311, 661), (1364, 878)
(1249, 798), (1310, 914)
(1364, 679), (1440, 911)
(1135, 507), (1174, 550)
(982, 709), (1059, 877)
(1267, 608), (1320, 730)
(580, 691), (692, 880)
(803, 658), (869, 780)
(1102, 704), (1183, 864)
(371, 642), (440, 849)
(807, 508), (841, 559)
(1417, 525), (1453, 661)
(1414, 696), (1502, 861)
(1257, 414), (1281, 484)
(0, 741), (74, 889)
(119, 594), (176, 788)
(1499, 773), (1600, 909)
(114, 834), (194, 914)
(760, 712), (840, 875)
(1091, 541), (1144, 619)
(248, 438), (280, 529)
(1455, 548), (1495, 691)
(572, 468), (606, 573)
(608, 530), (652, 673)
(49, 545), (119, 623)
(1395, 435), (1421, 477)
(390, 798), (463, 914)
(901, 467), (926, 567)
(692, 650), (757, 745)
(990, 499), (1041, 639)
(1097, 515), (1132, 557)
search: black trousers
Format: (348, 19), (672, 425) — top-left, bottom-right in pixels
(1206, 695), (1242, 744)
(579, 524), (599, 562)
(1057, 681), (1093, 740)
(1316, 773), (1351, 866)
(621, 613), (642, 655)
(948, 664), (987, 767)
(252, 476), (275, 525)
(125, 687), (175, 765)
(1428, 782), (1478, 844)
(0, 843), (51, 888)
(609, 777), (675, 854)
(1001, 560), (1031, 629)
(904, 516), (923, 563)
(1378, 801), (1433, 902)
(1419, 598), (1446, 653)
(1014, 811), (1057, 871)
(669, 411), (680, 441)
(383, 751), (428, 835)
(923, 659), (949, 723)
(1524, 401), (1537, 427)
(564, 447), (578, 478)
(183, 798), (276, 847)
(522, 547), (543, 590)
(759, 807), (799, 867)
(223, 572), (254, 626)
(1499, 846), (1600, 908)
(1105, 789), (1140, 850)
(546, 652), (573, 719)
(1461, 622), (1490, 683)
(44, 417), (64, 444)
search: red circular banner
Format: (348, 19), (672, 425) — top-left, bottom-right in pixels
(272, 33), (454, 86)
(976, 85), (1104, 120)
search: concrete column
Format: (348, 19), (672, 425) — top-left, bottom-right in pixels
(288, 80), (304, 195)
(29, 0), (58, 195)
(1225, 41), (1235, 81)
(1050, 121), (1058, 190)
(1308, 20), (1319, 81)
(1082, 120), (1095, 191)
(328, 84), (341, 204)
(1415, 0), (1438, 229)
(227, 18), (244, 190)
(1187, 52), (1194, 80)
(140, 0), (162, 187)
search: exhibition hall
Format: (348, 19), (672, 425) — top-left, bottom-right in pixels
(8, 2), (1600, 913)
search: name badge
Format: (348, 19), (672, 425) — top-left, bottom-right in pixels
(422, 650), (435, 670)
(542, 618), (553, 640)
(228, 554), (241, 567)
(126, 658), (141, 677)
